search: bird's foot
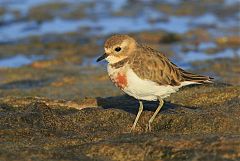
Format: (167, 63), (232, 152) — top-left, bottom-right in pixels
(130, 123), (140, 132)
(130, 126), (135, 132)
(145, 122), (152, 132)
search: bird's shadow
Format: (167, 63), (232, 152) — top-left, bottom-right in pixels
(96, 95), (198, 115)
(96, 83), (230, 114)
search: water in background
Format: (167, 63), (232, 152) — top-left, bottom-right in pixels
(0, 0), (239, 67)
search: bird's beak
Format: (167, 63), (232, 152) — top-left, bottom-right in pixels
(96, 53), (108, 62)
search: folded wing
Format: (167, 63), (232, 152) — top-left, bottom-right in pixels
(129, 45), (213, 86)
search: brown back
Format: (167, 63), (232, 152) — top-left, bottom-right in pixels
(128, 44), (212, 86)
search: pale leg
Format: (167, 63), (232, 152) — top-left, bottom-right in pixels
(146, 98), (164, 132)
(130, 101), (143, 132)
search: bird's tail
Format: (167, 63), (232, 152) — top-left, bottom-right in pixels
(180, 69), (213, 83)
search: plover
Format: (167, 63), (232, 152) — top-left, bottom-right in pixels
(96, 34), (213, 132)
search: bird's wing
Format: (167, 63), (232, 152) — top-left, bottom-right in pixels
(129, 45), (184, 86)
(129, 45), (213, 86)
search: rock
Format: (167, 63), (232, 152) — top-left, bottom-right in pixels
(0, 84), (239, 160)
(215, 36), (240, 48)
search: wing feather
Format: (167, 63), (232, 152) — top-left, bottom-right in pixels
(129, 45), (183, 86)
(129, 45), (212, 86)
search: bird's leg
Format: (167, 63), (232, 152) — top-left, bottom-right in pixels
(146, 98), (164, 132)
(130, 101), (143, 132)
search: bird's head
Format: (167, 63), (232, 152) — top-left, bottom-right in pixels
(96, 34), (137, 64)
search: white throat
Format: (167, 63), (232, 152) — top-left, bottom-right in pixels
(106, 55), (127, 64)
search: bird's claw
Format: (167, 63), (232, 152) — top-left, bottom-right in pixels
(130, 127), (135, 132)
(145, 122), (152, 132)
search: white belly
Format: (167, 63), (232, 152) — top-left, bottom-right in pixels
(123, 68), (179, 100)
(108, 65), (196, 101)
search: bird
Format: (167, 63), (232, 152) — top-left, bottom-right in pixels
(96, 34), (213, 132)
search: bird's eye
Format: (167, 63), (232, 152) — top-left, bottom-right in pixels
(115, 47), (121, 52)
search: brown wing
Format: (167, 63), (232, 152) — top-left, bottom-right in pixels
(129, 45), (184, 86)
(129, 45), (212, 86)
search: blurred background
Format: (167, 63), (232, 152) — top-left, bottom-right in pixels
(0, 0), (239, 100)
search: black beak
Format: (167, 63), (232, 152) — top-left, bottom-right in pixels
(96, 53), (108, 62)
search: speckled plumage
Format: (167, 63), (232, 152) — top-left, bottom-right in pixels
(108, 39), (212, 87)
(104, 34), (213, 99)
(128, 44), (212, 86)
(97, 34), (213, 131)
